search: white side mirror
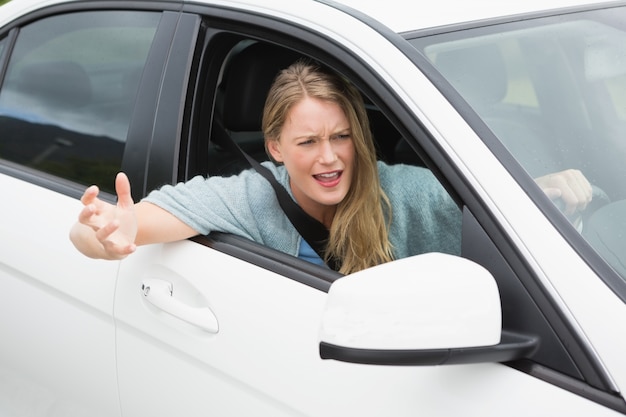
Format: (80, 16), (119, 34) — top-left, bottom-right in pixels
(320, 253), (537, 365)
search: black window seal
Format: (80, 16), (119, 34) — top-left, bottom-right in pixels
(122, 10), (185, 200)
(510, 360), (626, 414)
(191, 233), (341, 292)
(0, 27), (18, 89)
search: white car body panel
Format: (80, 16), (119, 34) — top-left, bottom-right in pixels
(0, 0), (612, 30)
(0, 0), (74, 25)
(331, 0), (605, 32)
(0, 175), (121, 416)
(114, 243), (621, 416)
(196, 0), (611, 32)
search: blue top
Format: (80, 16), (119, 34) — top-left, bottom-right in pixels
(298, 239), (326, 266)
(143, 161), (461, 265)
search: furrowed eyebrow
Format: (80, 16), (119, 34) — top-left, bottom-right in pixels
(291, 127), (351, 141)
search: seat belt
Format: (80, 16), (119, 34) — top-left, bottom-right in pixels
(212, 120), (341, 271)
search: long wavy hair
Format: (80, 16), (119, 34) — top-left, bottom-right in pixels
(262, 60), (393, 274)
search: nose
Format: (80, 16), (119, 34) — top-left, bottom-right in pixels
(317, 139), (337, 164)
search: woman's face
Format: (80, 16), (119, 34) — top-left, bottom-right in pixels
(267, 96), (355, 224)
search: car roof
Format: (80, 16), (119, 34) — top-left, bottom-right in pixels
(0, 0), (620, 33)
(326, 0), (619, 33)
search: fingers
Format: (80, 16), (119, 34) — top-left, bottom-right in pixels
(74, 173), (137, 260)
(80, 185), (100, 206)
(115, 172), (135, 209)
(77, 203), (97, 225)
(80, 172), (133, 209)
(102, 243), (136, 259)
(536, 169), (592, 215)
(556, 169), (592, 214)
(95, 219), (137, 259)
(541, 187), (562, 202)
(78, 173), (131, 229)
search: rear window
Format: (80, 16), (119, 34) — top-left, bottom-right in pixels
(0, 11), (160, 192)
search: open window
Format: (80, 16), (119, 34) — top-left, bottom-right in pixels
(194, 38), (416, 178)
(184, 33), (451, 282)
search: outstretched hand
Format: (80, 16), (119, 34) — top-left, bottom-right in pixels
(75, 172), (138, 259)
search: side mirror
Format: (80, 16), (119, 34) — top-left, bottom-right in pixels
(319, 253), (537, 365)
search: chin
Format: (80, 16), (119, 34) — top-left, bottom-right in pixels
(318, 191), (349, 207)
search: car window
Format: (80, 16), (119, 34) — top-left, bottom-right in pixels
(204, 39), (411, 177)
(410, 6), (626, 284)
(188, 35), (460, 269)
(0, 11), (160, 193)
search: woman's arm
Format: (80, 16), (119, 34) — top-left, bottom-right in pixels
(69, 172), (197, 260)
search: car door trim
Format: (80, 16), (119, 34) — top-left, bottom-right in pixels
(191, 233), (341, 292)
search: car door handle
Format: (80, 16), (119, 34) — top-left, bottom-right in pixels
(141, 279), (219, 333)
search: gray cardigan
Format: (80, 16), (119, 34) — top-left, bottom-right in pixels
(143, 161), (461, 260)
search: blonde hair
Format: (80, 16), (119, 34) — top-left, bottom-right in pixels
(262, 61), (393, 274)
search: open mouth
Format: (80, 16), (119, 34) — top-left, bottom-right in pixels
(313, 170), (342, 187)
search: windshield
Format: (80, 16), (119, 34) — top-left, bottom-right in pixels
(410, 6), (626, 283)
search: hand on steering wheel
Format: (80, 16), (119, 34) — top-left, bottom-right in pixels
(535, 169), (610, 231)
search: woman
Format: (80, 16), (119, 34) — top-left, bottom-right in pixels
(70, 61), (592, 274)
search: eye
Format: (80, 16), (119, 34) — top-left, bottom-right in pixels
(297, 137), (316, 146)
(331, 133), (352, 141)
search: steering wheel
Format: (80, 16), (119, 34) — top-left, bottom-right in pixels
(557, 184), (611, 232)
(582, 198), (626, 278)
(582, 185), (611, 226)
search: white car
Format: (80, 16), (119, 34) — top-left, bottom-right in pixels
(1, 0), (626, 415)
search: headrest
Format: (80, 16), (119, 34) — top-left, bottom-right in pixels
(434, 44), (507, 110)
(222, 42), (302, 132)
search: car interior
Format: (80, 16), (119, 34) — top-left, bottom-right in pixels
(204, 39), (419, 178)
(432, 43), (564, 179)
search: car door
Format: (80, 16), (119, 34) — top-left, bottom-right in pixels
(0, 5), (166, 415)
(111, 11), (350, 416)
(113, 3), (625, 417)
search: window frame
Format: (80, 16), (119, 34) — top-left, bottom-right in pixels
(174, 4), (621, 407)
